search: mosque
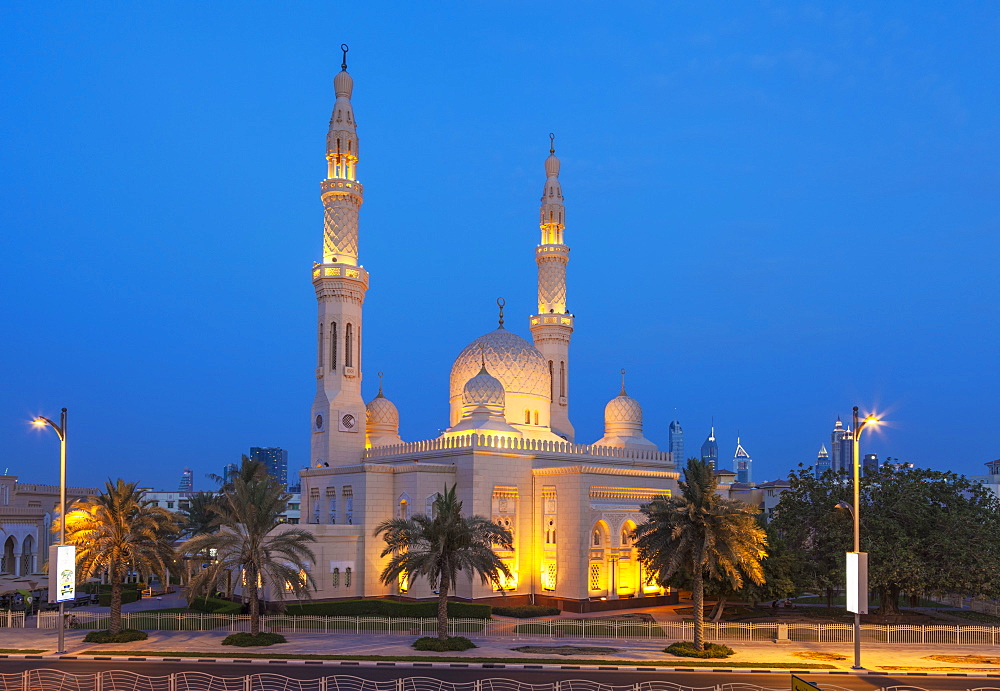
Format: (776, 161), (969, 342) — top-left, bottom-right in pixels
(296, 50), (680, 611)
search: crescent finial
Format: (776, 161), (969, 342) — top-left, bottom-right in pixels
(497, 297), (506, 328)
(341, 44), (349, 71)
(549, 132), (555, 155)
(620, 368), (627, 395)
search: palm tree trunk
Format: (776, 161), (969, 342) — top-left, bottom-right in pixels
(437, 576), (450, 642)
(109, 567), (123, 635)
(248, 566), (260, 636)
(692, 570), (705, 651)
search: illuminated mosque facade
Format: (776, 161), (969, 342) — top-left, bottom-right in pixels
(296, 51), (680, 610)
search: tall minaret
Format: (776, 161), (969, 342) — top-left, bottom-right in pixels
(529, 134), (575, 441)
(310, 45), (369, 466)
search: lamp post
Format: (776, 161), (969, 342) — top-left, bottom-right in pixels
(849, 405), (879, 670)
(32, 408), (68, 655)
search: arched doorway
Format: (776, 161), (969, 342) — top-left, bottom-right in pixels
(2, 536), (15, 574)
(588, 521), (610, 598)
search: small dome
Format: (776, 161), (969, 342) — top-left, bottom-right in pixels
(545, 153), (560, 178)
(463, 365), (505, 410)
(605, 394), (643, 426)
(450, 328), (549, 402)
(366, 392), (399, 427)
(334, 69), (354, 98)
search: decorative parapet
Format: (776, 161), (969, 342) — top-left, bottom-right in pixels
(364, 433), (674, 465)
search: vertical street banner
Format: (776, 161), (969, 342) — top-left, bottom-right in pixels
(846, 551), (869, 614)
(48, 545), (76, 603)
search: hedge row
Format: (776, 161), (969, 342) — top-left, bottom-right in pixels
(188, 597), (242, 615)
(98, 589), (139, 607)
(80, 582), (145, 595)
(284, 599), (491, 619)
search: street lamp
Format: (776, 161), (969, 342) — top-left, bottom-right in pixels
(848, 405), (879, 670)
(32, 408), (68, 655)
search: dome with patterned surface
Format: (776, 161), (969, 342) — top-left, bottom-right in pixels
(366, 391), (399, 427)
(605, 393), (642, 426)
(450, 327), (550, 403)
(463, 365), (505, 410)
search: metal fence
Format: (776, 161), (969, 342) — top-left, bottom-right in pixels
(0, 673), (989, 691)
(33, 611), (1000, 644)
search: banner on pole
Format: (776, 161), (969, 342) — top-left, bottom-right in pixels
(48, 545), (76, 603)
(846, 551), (868, 614)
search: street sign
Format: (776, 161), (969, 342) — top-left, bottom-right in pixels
(791, 674), (821, 691)
(48, 545), (76, 603)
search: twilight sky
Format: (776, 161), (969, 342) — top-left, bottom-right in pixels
(3, 2), (998, 492)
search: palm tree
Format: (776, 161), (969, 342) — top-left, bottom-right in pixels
(180, 492), (220, 538)
(205, 455), (268, 492)
(61, 479), (180, 634)
(634, 458), (768, 650)
(375, 484), (513, 642)
(181, 473), (316, 635)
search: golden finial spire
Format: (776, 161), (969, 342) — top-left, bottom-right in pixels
(497, 297), (506, 328)
(620, 368), (627, 395)
(341, 43), (349, 71)
(377, 370), (384, 396)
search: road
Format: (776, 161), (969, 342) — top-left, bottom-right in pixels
(1, 658), (995, 690)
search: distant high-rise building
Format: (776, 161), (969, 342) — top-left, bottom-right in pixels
(733, 437), (752, 484)
(830, 416), (854, 473)
(668, 417), (684, 466)
(863, 453), (879, 475)
(250, 447), (288, 487)
(222, 462), (238, 485)
(700, 424), (718, 469)
(815, 444), (831, 477)
(178, 467), (193, 492)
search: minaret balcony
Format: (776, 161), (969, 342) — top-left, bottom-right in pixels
(536, 244), (569, 258)
(530, 313), (574, 328)
(311, 262), (369, 287)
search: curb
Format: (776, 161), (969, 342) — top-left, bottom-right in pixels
(2, 654), (1000, 677)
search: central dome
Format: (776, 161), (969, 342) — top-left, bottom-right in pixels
(450, 327), (550, 403)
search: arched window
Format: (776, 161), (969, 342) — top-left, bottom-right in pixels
(559, 361), (566, 397)
(593, 529), (602, 546)
(345, 323), (354, 368)
(621, 527), (631, 546)
(534, 410), (539, 425)
(345, 567), (352, 588)
(524, 410), (531, 424)
(548, 361), (554, 399)
(330, 322), (338, 370)
(328, 495), (337, 524)
(332, 568), (340, 588)
(318, 322), (324, 367)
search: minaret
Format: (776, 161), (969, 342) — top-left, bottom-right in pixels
(310, 45), (369, 466)
(530, 134), (575, 441)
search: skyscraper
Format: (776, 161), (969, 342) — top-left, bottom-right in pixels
(178, 467), (193, 492)
(700, 424), (718, 469)
(249, 447), (288, 487)
(815, 444), (831, 477)
(733, 437), (752, 484)
(668, 417), (684, 466)
(830, 416), (854, 473)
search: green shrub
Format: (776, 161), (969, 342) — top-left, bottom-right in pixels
(222, 632), (287, 647)
(98, 589), (140, 607)
(412, 636), (477, 651)
(83, 629), (148, 644)
(664, 641), (735, 658)
(493, 605), (560, 618)
(188, 597), (242, 615)
(285, 599), (491, 619)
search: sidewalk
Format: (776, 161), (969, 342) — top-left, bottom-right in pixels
(3, 628), (999, 673)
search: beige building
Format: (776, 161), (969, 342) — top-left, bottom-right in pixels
(0, 475), (96, 596)
(296, 53), (680, 612)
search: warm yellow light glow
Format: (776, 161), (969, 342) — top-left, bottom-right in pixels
(32, 419), (46, 427)
(398, 571), (408, 593)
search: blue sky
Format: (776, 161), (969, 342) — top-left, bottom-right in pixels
(3, 2), (998, 492)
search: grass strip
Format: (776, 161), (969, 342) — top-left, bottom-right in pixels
(0, 649), (46, 654)
(88, 650), (834, 669)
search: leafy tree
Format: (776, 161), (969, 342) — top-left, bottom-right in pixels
(861, 464), (1000, 614)
(62, 479), (180, 634)
(770, 466), (852, 607)
(181, 473), (316, 635)
(375, 484), (512, 642)
(634, 458), (767, 650)
(773, 464), (1000, 615)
